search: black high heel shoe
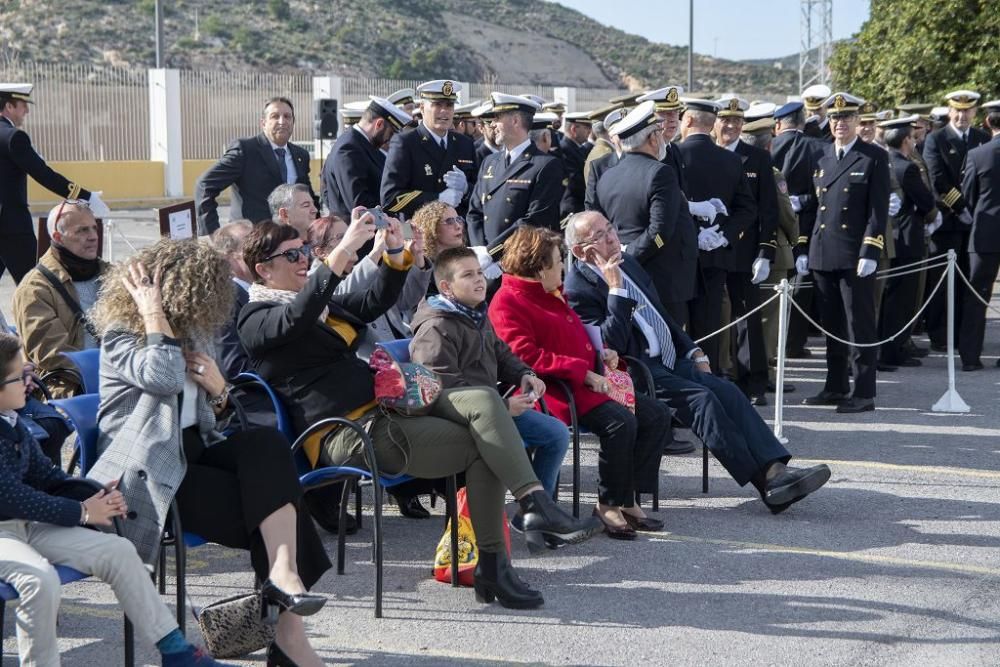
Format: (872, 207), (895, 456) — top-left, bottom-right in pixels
(518, 490), (603, 554)
(473, 551), (544, 609)
(266, 641), (298, 667)
(259, 579), (327, 625)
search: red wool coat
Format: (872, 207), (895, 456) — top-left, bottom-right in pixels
(488, 274), (610, 424)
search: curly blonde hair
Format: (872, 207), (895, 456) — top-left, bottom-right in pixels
(91, 238), (234, 340)
(411, 200), (455, 260)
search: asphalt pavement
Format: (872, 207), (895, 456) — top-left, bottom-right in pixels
(2, 214), (1000, 666)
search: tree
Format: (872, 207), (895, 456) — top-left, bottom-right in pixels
(831, 0), (996, 105)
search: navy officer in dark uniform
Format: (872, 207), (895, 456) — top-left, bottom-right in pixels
(799, 92), (890, 413)
(558, 111), (593, 217)
(637, 85), (688, 192)
(592, 100), (698, 325)
(0, 84), (107, 283)
(584, 108), (625, 211)
(465, 93), (564, 275)
(321, 96), (411, 219)
(921, 89), (991, 351)
(958, 99), (1000, 370)
(801, 84), (833, 143)
(380, 79), (478, 219)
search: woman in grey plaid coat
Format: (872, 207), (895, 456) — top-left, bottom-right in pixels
(87, 239), (331, 667)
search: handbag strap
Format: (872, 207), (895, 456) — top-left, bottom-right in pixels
(37, 264), (102, 342)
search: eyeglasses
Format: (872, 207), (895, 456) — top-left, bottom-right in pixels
(441, 216), (465, 228)
(263, 244), (312, 264)
(1, 371), (29, 387)
(579, 227), (616, 246)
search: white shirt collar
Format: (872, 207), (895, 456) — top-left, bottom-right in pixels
(948, 123), (967, 140)
(835, 137), (859, 157)
(723, 138), (740, 152)
(506, 138), (532, 164)
(352, 124), (372, 144)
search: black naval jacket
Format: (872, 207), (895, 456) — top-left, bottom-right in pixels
(195, 133), (316, 234)
(380, 124), (477, 219)
(962, 135), (1000, 254)
(466, 143), (564, 256)
(806, 139), (891, 271)
(593, 151), (698, 304)
(771, 129), (822, 253)
(559, 136), (590, 217)
(922, 125), (989, 233)
(888, 149), (936, 260)
(676, 134), (756, 271)
(732, 139), (780, 270)
(321, 126), (386, 219)
(584, 151), (619, 211)
(0, 116), (91, 233)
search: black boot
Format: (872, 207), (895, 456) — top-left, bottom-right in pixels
(473, 551), (544, 609)
(517, 490), (603, 554)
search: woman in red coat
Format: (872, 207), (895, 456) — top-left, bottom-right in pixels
(489, 227), (672, 540)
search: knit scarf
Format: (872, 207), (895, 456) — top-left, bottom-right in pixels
(51, 244), (102, 281)
(247, 283), (329, 322)
(427, 294), (487, 327)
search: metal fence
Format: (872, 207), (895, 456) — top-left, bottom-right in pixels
(5, 62), (634, 161)
(0, 62), (149, 162)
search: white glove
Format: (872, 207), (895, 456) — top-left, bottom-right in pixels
(708, 198), (728, 217)
(471, 246), (494, 270)
(483, 261), (503, 280)
(926, 211), (943, 236)
(857, 258), (877, 278)
(788, 195), (802, 213)
(712, 230), (729, 249)
(443, 166), (468, 194)
(438, 188), (462, 207)
(795, 254), (809, 276)
(751, 258), (771, 285)
(888, 192), (902, 217)
(958, 209), (973, 225)
(697, 224), (722, 251)
(689, 200), (718, 223)
(88, 191), (111, 218)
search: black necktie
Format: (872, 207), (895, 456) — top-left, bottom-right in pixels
(963, 132), (969, 146)
(504, 152), (511, 168)
(274, 148), (288, 183)
(439, 137), (447, 151)
(837, 148), (845, 161)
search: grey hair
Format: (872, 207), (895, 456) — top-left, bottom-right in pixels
(267, 183), (311, 218)
(740, 130), (772, 151)
(46, 201), (90, 237)
(563, 211), (589, 248)
(529, 128), (549, 144)
(210, 219), (254, 255)
(592, 120), (608, 139)
(685, 109), (717, 130)
(619, 123), (660, 151)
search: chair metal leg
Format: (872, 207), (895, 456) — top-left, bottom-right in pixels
(157, 543), (166, 594)
(373, 479), (384, 619)
(653, 481), (659, 512)
(354, 478), (362, 528)
(702, 443), (709, 494)
(446, 475), (459, 588)
(571, 427), (581, 518)
(337, 481), (352, 575)
(171, 506), (186, 634)
(66, 448), (80, 475)
(123, 616), (135, 667)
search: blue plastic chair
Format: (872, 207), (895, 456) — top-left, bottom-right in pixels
(52, 393), (198, 634)
(2, 393), (135, 666)
(64, 349), (101, 395)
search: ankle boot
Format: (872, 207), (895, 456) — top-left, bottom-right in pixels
(473, 551), (544, 609)
(518, 490), (603, 554)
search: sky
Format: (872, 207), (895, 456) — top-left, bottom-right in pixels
(556, 0), (870, 61)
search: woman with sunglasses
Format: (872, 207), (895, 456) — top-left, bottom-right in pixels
(238, 208), (601, 610)
(89, 239), (330, 667)
(410, 201), (467, 296)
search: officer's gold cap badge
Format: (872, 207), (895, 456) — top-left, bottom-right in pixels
(442, 81), (454, 97)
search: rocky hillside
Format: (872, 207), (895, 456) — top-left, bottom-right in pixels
(1, 0), (799, 94)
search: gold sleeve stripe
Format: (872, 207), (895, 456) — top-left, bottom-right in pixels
(863, 236), (885, 249)
(797, 235), (809, 244)
(386, 190), (422, 213)
(488, 242), (505, 257)
(942, 188), (962, 207)
(760, 241), (778, 248)
(67, 183), (81, 200)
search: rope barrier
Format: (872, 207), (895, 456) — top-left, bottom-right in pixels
(955, 263), (1000, 317)
(691, 290), (781, 345)
(775, 253), (951, 290)
(785, 267), (948, 348)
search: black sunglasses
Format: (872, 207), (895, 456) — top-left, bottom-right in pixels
(263, 244), (312, 264)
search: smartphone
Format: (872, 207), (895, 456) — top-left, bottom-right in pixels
(364, 207), (390, 229)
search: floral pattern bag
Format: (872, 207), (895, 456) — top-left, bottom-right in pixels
(369, 346), (443, 416)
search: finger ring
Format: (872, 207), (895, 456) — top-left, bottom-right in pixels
(196, 364), (205, 374)
(140, 276), (151, 286)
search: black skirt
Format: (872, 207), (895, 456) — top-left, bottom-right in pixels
(176, 426), (331, 589)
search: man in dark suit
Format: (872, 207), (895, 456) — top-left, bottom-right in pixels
(878, 116), (938, 368)
(799, 93), (890, 413)
(715, 98), (780, 403)
(0, 84), (106, 283)
(196, 96), (318, 235)
(321, 97), (411, 219)
(772, 101), (823, 358)
(564, 210), (831, 513)
(676, 99), (756, 377)
(592, 101), (698, 327)
(558, 112), (593, 217)
(922, 90), (991, 350)
(466, 93), (564, 273)
(958, 100), (1000, 370)
(380, 79), (478, 219)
